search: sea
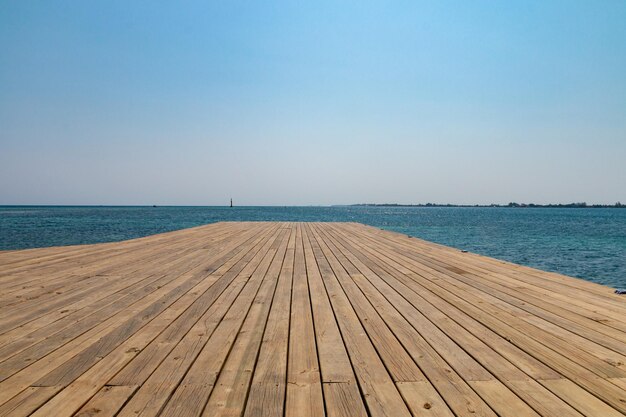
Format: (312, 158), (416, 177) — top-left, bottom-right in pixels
(1, 205), (625, 288)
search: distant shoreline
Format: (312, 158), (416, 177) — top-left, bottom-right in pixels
(1, 203), (625, 209)
(351, 202), (625, 208)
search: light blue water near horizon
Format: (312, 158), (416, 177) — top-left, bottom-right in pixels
(1, 206), (625, 289)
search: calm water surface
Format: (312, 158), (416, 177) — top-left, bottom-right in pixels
(1, 206), (625, 288)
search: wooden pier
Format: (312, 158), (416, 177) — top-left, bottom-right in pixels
(1, 222), (625, 417)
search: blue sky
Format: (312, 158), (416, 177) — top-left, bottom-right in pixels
(1, 1), (625, 205)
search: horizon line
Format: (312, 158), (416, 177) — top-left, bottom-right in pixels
(1, 202), (624, 208)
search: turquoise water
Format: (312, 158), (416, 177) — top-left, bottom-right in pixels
(1, 206), (625, 288)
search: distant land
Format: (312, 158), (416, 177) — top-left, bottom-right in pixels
(351, 202), (625, 208)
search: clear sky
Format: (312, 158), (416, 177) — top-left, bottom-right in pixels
(1, 1), (625, 206)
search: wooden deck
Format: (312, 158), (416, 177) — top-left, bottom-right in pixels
(1, 222), (625, 417)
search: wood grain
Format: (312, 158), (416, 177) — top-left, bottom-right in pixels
(0, 221), (624, 416)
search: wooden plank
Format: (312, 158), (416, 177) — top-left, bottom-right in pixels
(199, 226), (292, 417)
(396, 381), (454, 417)
(0, 224), (274, 410)
(0, 223), (248, 336)
(113, 226), (285, 417)
(1, 222), (625, 417)
(324, 227), (586, 417)
(0, 223), (240, 307)
(468, 380), (540, 417)
(0, 386), (61, 417)
(30, 226), (285, 417)
(332, 223), (626, 414)
(284, 224), (325, 417)
(243, 227), (295, 417)
(306, 224), (412, 417)
(155, 228), (290, 417)
(0, 223), (239, 299)
(301, 225), (368, 417)
(309, 224), (426, 383)
(311, 225), (499, 417)
(541, 378), (625, 417)
(346, 223), (626, 329)
(74, 385), (138, 417)
(349, 222), (621, 302)
(349, 223), (626, 352)
(108, 224), (280, 386)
